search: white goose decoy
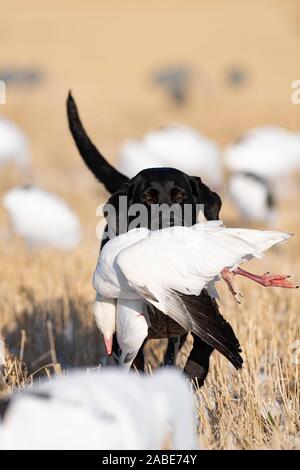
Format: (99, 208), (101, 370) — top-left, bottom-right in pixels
(228, 172), (276, 224)
(3, 185), (81, 249)
(118, 125), (222, 189)
(93, 221), (296, 369)
(0, 368), (197, 450)
(118, 139), (163, 179)
(0, 339), (5, 371)
(225, 126), (300, 181)
(0, 118), (31, 167)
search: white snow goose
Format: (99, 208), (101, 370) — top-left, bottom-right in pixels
(3, 185), (81, 249)
(225, 126), (300, 181)
(93, 221), (297, 370)
(0, 368), (197, 450)
(118, 124), (222, 189)
(0, 118), (31, 168)
(228, 172), (276, 224)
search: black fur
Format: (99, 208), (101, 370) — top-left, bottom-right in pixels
(67, 92), (128, 193)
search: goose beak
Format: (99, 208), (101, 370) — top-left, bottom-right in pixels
(104, 336), (113, 356)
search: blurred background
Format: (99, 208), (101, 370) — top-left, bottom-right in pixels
(1, 0), (300, 222)
(0, 0), (300, 449)
(2, 0), (300, 175)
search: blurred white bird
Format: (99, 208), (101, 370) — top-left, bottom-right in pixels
(228, 172), (276, 224)
(3, 185), (81, 249)
(0, 118), (31, 168)
(0, 339), (5, 368)
(118, 138), (162, 178)
(93, 221), (295, 369)
(118, 125), (222, 189)
(225, 126), (300, 181)
(0, 368), (197, 450)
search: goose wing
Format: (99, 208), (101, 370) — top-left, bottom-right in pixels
(116, 223), (290, 368)
(115, 225), (246, 368)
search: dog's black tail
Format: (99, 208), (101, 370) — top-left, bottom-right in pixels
(66, 91), (129, 194)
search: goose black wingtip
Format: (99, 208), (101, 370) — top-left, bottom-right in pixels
(176, 290), (244, 370)
(231, 352), (243, 370)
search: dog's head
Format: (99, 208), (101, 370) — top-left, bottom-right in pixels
(127, 168), (221, 225)
(103, 168), (221, 238)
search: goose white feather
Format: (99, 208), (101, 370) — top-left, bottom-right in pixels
(93, 221), (291, 368)
(3, 185), (81, 249)
(116, 298), (149, 369)
(0, 369), (197, 450)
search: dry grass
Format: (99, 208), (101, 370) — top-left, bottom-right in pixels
(1, 0), (300, 450)
(1, 225), (299, 450)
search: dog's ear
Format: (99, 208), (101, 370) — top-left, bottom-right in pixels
(103, 187), (129, 236)
(189, 176), (222, 220)
(103, 179), (138, 236)
(107, 181), (136, 208)
(126, 180), (135, 206)
(126, 173), (144, 206)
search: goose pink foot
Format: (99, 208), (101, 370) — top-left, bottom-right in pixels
(221, 268), (243, 304)
(221, 267), (298, 304)
(232, 267), (298, 289)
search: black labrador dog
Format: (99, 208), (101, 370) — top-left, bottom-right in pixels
(66, 93), (238, 385)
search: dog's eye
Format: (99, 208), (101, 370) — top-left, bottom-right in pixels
(175, 191), (185, 203)
(143, 192), (157, 204)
